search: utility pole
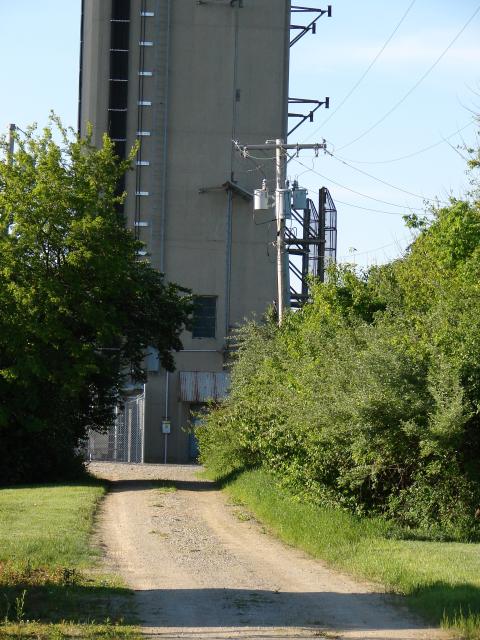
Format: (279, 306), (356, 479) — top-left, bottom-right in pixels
(8, 124), (16, 162)
(275, 139), (288, 323)
(240, 139), (326, 324)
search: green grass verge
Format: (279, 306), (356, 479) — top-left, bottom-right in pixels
(0, 480), (139, 639)
(215, 467), (480, 640)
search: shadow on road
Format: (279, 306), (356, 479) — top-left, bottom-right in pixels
(103, 479), (217, 493)
(133, 587), (430, 632)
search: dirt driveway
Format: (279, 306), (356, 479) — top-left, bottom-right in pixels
(89, 462), (447, 640)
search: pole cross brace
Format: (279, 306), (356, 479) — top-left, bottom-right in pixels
(290, 5), (332, 47)
(288, 97), (330, 137)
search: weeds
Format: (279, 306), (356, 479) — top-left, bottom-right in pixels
(442, 608), (480, 639)
(0, 619), (143, 639)
(219, 468), (480, 639)
(0, 483), (138, 638)
(154, 481), (177, 493)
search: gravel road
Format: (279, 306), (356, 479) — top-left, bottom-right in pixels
(89, 462), (447, 640)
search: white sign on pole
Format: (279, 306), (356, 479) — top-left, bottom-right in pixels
(162, 420), (171, 434)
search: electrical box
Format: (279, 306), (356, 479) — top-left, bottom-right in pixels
(283, 189), (292, 219)
(276, 188), (292, 219)
(162, 420), (171, 434)
(254, 188), (269, 211)
(292, 187), (307, 210)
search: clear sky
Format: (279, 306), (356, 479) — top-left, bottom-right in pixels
(0, 1), (479, 267)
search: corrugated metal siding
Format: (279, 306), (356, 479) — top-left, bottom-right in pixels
(179, 371), (230, 402)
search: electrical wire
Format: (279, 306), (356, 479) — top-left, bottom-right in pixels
(334, 120), (477, 164)
(253, 212), (276, 226)
(326, 150), (449, 204)
(331, 198), (411, 216)
(302, 0), (417, 142)
(291, 157), (430, 212)
(337, 3), (480, 151)
(337, 240), (406, 261)
(297, 179), (414, 216)
(241, 153), (279, 161)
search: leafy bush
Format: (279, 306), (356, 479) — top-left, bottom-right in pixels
(198, 145), (480, 540)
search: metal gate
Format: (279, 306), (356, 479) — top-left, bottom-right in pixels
(87, 391), (145, 463)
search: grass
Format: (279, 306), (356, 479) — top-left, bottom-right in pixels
(0, 620), (142, 639)
(214, 467), (480, 640)
(0, 483), (104, 570)
(153, 481), (177, 494)
(0, 480), (139, 639)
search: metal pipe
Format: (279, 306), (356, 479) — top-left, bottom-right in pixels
(164, 370), (169, 464)
(230, 2), (240, 180)
(141, 383), (146, 463)
(225, 3), (239, 338)
(159, 0), (171, 272)
(283, 0), (291, 139)
(127, 404), (132, 463)
(164, 370), (169, 418)
(224, 189), (233, 339)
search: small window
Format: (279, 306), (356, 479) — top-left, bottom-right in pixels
(192, 296), (217, 339)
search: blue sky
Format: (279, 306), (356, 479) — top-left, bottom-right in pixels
(0, 1), (479, 267)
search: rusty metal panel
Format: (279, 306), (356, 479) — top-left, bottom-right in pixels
(179, 371), (230, 402)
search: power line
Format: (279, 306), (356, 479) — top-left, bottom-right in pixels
(292, 157), (431, 212)
(299, 180), (413, 215)
(302, 0), (417, 142)
(334, 120), (477, 165)
(338, 241), (400, 261)
(326, 151), (449, 204)
(333, 198), (412, 216)
(337, 4), (480, 151)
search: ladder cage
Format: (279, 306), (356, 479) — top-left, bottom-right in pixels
(288, 187), (337, 307)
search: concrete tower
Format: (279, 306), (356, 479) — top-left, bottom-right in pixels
(80, 0), (291, 463)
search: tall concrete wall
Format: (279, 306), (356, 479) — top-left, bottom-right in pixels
(80, 0), (291, 462)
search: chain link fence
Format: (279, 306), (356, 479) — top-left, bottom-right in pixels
(86, 391), (145, 463)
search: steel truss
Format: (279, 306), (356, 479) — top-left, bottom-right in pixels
(287, 187), (337, 308)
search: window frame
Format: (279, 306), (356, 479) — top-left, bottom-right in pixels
(191, 296), (217, 339)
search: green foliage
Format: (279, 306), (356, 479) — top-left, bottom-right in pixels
(199, 143), (480, 541)
(0, 482), (140, 638)
(0, 118), (191, 484)
(0, 483), (105, 572)
(219, 468), (480, 639)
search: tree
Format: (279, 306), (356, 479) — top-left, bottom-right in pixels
(0, 119), (191, 484)
(199, 133), (480, 540)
